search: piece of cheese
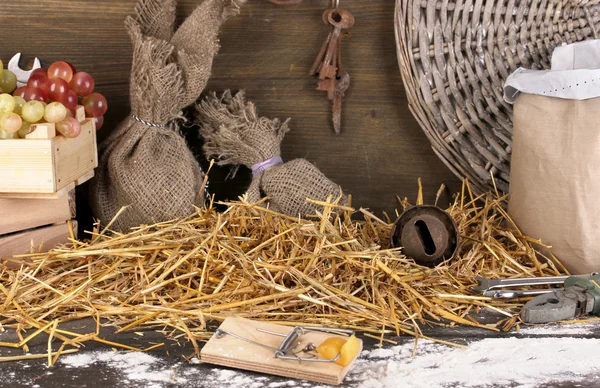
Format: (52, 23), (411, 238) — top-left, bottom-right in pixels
(316, 337), (347, 361)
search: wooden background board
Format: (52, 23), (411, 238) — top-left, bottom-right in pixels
(0, 0), (461, 234)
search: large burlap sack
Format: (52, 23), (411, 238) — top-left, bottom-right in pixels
(90, 0), (243, 232)
(195, 90), (348, 217)
(504, 40), (600, 274)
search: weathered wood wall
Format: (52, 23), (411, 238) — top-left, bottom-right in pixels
(0, 0), (461, 231)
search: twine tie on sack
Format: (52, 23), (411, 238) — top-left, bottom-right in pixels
(251, 156), (283, 178)
(130, 114), (170, 128)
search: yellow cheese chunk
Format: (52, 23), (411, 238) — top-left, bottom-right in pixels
(316, 335), (360, 367)
(316, 336), (347, 361)
(335, 335), (360, 367)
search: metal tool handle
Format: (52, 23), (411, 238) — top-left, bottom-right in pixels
(481, 275), (569, 289)
(473, 273), (597, 292)
(483, 288), (558, 299)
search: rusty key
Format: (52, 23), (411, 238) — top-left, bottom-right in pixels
(309, 30), (333, 76)
(316, 71), (350, 134)
(332, 71), (350, 134)
(319, 9), (354, 80)
(309, 7), (346, 76)
(310, 7), (354, 134)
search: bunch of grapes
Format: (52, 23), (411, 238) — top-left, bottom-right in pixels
(0, 59), (107, 139)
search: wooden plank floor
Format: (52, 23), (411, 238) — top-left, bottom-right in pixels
(0, 317), (597, 387)
(0, 0), (461, 231)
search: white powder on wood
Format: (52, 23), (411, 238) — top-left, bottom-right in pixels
(518, 322), (598, 336)
(348, 337), (600, 388)
(54, 328), (600, 388)
(61, 351), (186, 384)
(196, 336), (600, 388)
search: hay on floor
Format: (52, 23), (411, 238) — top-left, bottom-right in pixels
(0, 181), (568, 363)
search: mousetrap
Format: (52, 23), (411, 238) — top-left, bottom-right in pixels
(200, 317), (363, 385)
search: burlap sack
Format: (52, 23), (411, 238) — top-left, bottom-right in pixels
(90, 0), (243, 232)
(195, 90), (348, 217)
(505, 41), (600, 274)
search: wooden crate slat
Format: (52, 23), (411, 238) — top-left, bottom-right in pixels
(0, 190), (75, 235)
(0, 221), (77, 268)
(54, 119), (97, 191)
(0, 118), (97, 196)
(0, 139), (55, 192)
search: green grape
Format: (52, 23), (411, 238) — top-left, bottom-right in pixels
(17, 121), (32, 138)
(0, 129), (19, 139)
(0, 70), (17, 94)
(44, 102), (67, 123)
(13, 96), (25, 115)
(0, 59), (3, 73)
(21, 101), (45, 123)
(0, 93), (15, 114)
(0, 112), (22, 133)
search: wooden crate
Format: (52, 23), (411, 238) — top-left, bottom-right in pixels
(0, 221), (77, 268)
(0, 113), (97, 199)
(0, 190), (75, 235)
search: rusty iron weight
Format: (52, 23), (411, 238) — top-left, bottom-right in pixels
(391, 205), (459, 267)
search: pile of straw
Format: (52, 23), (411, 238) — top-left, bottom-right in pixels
(0, 181), (566, 363)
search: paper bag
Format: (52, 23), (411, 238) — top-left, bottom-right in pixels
(504, 40), (600, 274)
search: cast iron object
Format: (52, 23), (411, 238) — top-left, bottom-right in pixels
(391, 205), (459, 267)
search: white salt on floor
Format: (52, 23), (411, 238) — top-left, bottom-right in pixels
(349, 337), (600, 388)
(61, 351), (187, 386)
(54, 322), (600, 388)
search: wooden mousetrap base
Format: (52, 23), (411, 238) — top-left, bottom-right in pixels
(200, 317), (362, 386)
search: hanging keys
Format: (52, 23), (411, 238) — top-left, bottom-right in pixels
(331, 71), (350, 134)
(310, 6), (354, 134)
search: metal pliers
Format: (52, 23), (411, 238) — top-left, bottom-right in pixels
(521, 275), (600, 324)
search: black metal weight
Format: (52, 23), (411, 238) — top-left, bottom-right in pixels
(391, 205), (459, 267)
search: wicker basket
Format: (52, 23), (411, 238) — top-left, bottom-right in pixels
(395, 0), (600, 194)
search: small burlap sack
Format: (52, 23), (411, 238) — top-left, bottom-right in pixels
(195, 90), (348, 217)
(90, 0), (244, 232)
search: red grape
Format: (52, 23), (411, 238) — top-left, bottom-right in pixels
(82, 93), (107, 117)
(70, 72), (94, 97)
(27, 72), (48, 89)
(48, 61), (74, 83)
(66, 62), (77, 74)
(57, 89), (78, 110)
(31, 68), (47, 77)
(13, 86), (28, 98)
(56, 116), (81, 138)
(93, 115), (104, 130)
(27, 73), (50, 98)
(47, 78), (69, 102)
(15, 86), (47, 102)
